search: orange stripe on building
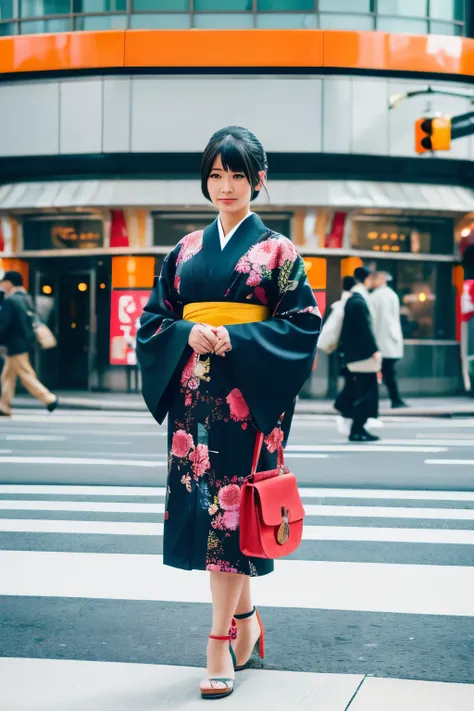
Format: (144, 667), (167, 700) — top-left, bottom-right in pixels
(0, 30), (124, 74)
(0, 30), (473, 77)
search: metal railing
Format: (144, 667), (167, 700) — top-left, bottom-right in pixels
(0, 0), (467, 36)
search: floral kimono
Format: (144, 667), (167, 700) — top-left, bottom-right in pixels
(137, 213), (320, 576)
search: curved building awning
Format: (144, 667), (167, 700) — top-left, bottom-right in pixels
(0, 179), (473, 212)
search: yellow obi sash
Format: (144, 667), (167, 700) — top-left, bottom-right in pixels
(183, 302), (269, 327)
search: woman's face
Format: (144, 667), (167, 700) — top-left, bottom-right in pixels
(207, 154), (263, 216)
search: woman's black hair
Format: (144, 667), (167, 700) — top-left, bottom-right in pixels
(201, 126), (269, 202)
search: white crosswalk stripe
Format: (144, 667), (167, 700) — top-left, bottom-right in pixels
(1, 485), (473, 612)
(1, 483), (474, 708)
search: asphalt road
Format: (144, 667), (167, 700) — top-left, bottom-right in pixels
(0, 408), (474, 709)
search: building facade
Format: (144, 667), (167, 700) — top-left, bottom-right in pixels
(0, 5), (473, 396)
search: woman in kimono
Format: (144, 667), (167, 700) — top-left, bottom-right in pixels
(137, 126), (320, 700)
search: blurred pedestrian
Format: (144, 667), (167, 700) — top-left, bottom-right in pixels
(137, 126), (320, 700)
(323, 275), (356, 435)
(0, 270), (58, 417)
(340, 267), (381, 442)
(371, 271), (407, 409)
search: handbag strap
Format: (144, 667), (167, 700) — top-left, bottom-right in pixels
(250, 416), (285, 479)
(250, 432), (265, 478)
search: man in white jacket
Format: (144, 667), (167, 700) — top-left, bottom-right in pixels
(370, 272), (407, 409)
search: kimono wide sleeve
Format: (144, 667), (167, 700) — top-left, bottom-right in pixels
(136, 249), (194, 424)
(226, 251), (321, 435)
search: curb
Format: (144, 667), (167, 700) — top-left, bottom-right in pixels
(12, 398), (474, 418)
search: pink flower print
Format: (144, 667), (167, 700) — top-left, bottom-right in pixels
(276, 237), (298, 267)
(171, 429), (194, 458)
(223, 510), (240, 531)
(208, 503), (218, 516)
(247, 240), (279, 270)
(181, 353), (198, 387)
(226, 388), (250, 422)
(207, 563), (238, 573)
(154, 324), (163, 335)
(211, 513), (227, 531)
(189, 444), (210, 479)
(188, 377), (199, 391)
(246, 271), (261, 287)
(164, 511), (169, 520)
(174, 275), (181, 293)
(177, 230), (204, 265)
(235, 255), (252, 274)
(184, 392), (192, 407)
(218, 484), (241, 511)
(264, 427), (284, 454)
(181, 473), (192, 492)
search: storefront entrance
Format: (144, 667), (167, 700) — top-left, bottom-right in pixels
(34, 265), (96, 391)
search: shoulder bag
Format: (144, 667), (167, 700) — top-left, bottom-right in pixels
(24, 299), (57, 351)
(34, 321), (57, 350)
(240, 428), (305, 559)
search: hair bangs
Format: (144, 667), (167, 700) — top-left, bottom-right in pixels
(219, 137), (256, 182)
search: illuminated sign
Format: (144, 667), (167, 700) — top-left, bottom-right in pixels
(109, 289), (151, 366)
(22, 218), (103, 251)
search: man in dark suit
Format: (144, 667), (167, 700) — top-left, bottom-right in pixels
(340, 267), (381, 442)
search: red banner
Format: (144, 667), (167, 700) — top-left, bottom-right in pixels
(110, 289), (151, 365)
(461, 280), (474, 323)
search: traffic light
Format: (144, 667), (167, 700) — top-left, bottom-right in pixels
(415, 116), (451, 153)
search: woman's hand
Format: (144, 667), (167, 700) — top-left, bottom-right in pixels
(214, 326), (232, 357)
(188, 324), (218, 355)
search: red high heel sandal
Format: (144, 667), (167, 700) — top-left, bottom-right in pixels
(200, 634), (236, 700)
(231, 607), (265, 672)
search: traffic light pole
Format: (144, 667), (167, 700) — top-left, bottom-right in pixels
(451, 111), (474, 140)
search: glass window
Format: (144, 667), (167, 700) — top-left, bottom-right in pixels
(21, 17), (72, 31)
(318, 0), (371, 11)
(133, 0), (188, 9)
(195, 0), (251, 10)
(434, 263), (456, 339)
(319, 13), (374, 29)
(154, 215), (212, 247)
(0, 0), (14, 20)
(378, 0), (427, 16)
(257, 0), (313, 10)
(430, 0), (464, 21)
(75, 14), (127, 29)
(0, 20), (16, 32)
(193, 13), (253, 27)
(130, 13), (191, 27)
(351, 218), (454, 255)
(74, 0), (126, 12)
(430, 20), (463, 34)
(21, 0), (70, 17)
(153, 213), (291, 247)
(397, 262), (436, 339)
(377, 16), (428, 32)
(256, 12), (317, 27)
(366, 261), (454, 340)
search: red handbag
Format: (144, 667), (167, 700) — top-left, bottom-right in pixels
(240, 429), (305, 559)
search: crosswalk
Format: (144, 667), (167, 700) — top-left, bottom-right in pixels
(1, 483), (474, 709)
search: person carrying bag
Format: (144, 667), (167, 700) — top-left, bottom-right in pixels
(0, 270), (58, 416)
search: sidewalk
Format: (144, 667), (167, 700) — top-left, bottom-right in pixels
(12, 391), (474, 417)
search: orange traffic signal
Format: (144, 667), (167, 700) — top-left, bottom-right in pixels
(415, 116), (451, 153)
